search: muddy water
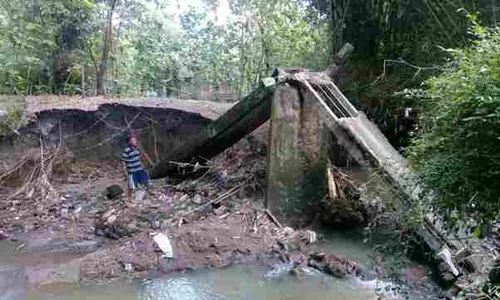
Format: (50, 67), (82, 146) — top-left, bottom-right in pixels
(0, 235), (430, 300)
(22, 267), (391, 300)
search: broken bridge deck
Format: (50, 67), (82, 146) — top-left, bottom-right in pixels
(150, 68), (484, 282)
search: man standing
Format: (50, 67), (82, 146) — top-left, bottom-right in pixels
(121, 134), (150, 200)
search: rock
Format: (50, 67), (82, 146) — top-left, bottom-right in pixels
(106, 185), (124, 200)
(308, 253), (359, 278)
(192, 194), (203, 205)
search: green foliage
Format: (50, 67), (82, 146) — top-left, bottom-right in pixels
(0, 0), (95, 94)
(179, 0), (330, 96)
(0, 0), (331, 97)
(408, 22), (500, 225)
(0, 95), (27, 136)
(321, 0), (489, 148)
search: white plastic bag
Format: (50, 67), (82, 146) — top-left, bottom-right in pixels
(153, 232), (174, 258)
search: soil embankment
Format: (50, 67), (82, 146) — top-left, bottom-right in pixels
(0, 97), (366, 286)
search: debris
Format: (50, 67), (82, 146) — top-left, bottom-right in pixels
(182, 184), (241, 217)
(134, 189), (146, 202)
(124, 263), (133, 272)
(126, 221), (138, 232)
(310, 252), (326, 261)
(73, 205), (82, 214)
(438, 247), (460, 276)
(106, 215), (117, 224)
(265, 209), (282, 228)
(214, 205), (227, 215)
(306, 230), (317, 244)
(308, 253), (359, 278)
(106, 185), (124, 200)
(218, 213), (230, 219)
(102, 209), (116, 220)
(277, 239), (289, 251)
(326, 163), (338, 200)
(159, 193), (169, 202)
(192, 194), (203, 205)
(153, 232), (174, 258)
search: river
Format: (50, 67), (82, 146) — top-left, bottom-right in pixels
(0, 230), (438, 300)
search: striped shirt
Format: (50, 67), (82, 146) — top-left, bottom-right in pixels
(121, 146), (144, 173)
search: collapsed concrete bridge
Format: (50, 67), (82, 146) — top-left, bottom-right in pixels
(150, 45), (485, 284)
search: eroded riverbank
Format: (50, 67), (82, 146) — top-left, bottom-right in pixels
(0, 99), (445, 299)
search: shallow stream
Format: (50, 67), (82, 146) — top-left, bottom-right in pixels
(0, 231), (437, 300)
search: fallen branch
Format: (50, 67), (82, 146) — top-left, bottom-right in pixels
(0, 155), (31, 184)
(167, 161), (210, 170)
(372, 58), (443, 86)
(181, 184), (241, 217)
(265, 209), (282, 228)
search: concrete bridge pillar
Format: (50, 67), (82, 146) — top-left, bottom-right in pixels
(265, 85), (327, 222)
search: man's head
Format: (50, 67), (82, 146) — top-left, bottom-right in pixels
(127, 134), (138, 147)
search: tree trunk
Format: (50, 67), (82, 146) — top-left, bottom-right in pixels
(96, 0), (117, 95)
(150, 79), (276, 179)
(81, 65), (85, 98)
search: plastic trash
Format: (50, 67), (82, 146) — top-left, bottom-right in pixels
(437, 247), (459, 276)
(306, 230), (317, 244)
(134, 189), (146, 202)
(153, 232), (174, 258)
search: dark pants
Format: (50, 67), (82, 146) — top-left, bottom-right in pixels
(127, 169), (149, 189)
